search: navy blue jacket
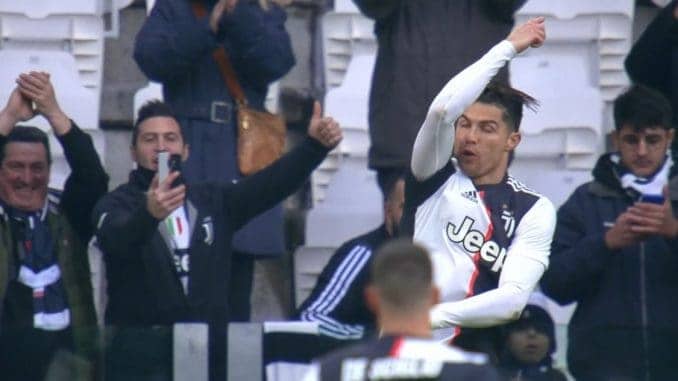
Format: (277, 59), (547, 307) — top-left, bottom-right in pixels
(541, 153), (678, 380)
(133, 0), (295, 255)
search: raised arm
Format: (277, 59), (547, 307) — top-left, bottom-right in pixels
(135, 0), (294, 87)
(219, 1), (295, 88)
(225, 102), (341, 228)
(134, 0), (220, 83)
(16, 71), (108, 243)
(410, 17), (545, 181)
(430, 197), (555, 328)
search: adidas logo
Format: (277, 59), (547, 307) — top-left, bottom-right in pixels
(461, 190), (477, 203)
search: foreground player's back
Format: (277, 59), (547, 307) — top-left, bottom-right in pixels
(305, 335), (501, 381)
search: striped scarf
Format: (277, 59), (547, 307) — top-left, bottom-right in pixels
(11, 209), (70, 331)
(611, 152), (672, 201)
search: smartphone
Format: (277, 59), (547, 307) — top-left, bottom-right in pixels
(639, 194), (664, 204)
(168, 154), (182, 174)
(158, 151), (170, 183)
(168, 154), (183, 188)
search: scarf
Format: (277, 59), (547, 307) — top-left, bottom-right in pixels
(165, 206), (191, 294)
(10, 206), (70, 331)
(611, 152), (672, 201)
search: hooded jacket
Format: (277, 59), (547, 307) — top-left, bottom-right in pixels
(541, 153), (678, 380)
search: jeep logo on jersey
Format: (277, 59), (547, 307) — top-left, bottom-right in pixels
(446, 216), (507, 272)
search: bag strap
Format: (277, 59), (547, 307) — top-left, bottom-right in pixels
(190, 1), (247, 106)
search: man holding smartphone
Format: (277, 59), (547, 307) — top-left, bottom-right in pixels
(541, 85), (678, 380)
(92, 100), (341, 381)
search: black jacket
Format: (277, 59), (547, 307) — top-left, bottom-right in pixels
(93, 137), (328, 326)
(625, 0), (678, 137)
(296, 225), (389, 339)
(353, 0), (525, 170)
(541, 153), (678, 380)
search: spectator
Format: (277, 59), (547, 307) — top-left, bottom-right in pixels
(498, 303), (567, 381)
(353, 0), (527, 186)
(0, 72), (108, 380)
(296, 172), (405, 339)
(93, 100), (341, 381)
(541, 85), (678, 380)
(625, 0), (678, 151)
(404, 18), (554, 359)
(302, 239), (501, 381)
(134, 0), (295, 322)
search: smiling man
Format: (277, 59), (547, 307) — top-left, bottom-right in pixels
(403, 17), (555, 359)
(0, 72), (108, 380)
(93, 100), (342, 381)
(541, 85), (678, 380)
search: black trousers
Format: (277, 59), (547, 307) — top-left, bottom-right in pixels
(0, 327), (75, 381)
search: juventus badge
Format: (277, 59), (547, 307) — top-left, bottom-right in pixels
(202, 216), (214, 246)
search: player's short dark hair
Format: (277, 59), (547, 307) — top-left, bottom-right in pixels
(371, 239), (432, 310)
(613, 84), (672, 132)
(132, 100), (181, 147)
(477, 81), (538, 132)
(0, 126), (51, 166)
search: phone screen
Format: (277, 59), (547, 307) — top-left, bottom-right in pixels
(639, 194), (664, 204)
(158, 151), (170, 183)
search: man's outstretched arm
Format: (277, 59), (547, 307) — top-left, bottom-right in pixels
(410, 17), (545, 181)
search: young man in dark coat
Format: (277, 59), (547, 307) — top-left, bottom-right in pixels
(541, 85), (678, 380)
(93, 100), (341, 381)
(134, 0), (296, 322)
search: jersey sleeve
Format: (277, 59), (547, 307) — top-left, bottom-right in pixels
(506, 196), (556, 268)
(429, 197), (556, 328)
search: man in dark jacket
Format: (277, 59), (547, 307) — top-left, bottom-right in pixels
(0, 73), (108, 380)
(296, 173), (404, 339)
(541, 85), (678, 380)
(93, 100), (341, 381)
(352, 0), (526, 183)
(625, 0), (678, 152)
(134, 0), (296, 321)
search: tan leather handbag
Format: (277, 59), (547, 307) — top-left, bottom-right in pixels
(192, 2), (286, 176)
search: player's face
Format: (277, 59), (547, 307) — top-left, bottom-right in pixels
(453, 102), (520, 185)
(614, 125), (673, 178)
(0, 142), (50, 212)
(506, 326), (550, 365)
(131, 116), (189, 171)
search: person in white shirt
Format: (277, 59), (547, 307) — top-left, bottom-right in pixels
(403, 17), (556, 358)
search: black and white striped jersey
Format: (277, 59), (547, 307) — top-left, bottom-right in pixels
(405, 38), (556, 337)
(303, 335), (501, 381)
(404, 161), (555, 333)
